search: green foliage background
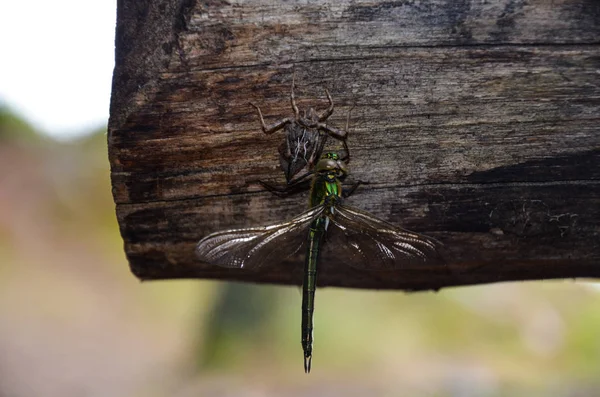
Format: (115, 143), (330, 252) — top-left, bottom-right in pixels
(1, 105), (599, 396)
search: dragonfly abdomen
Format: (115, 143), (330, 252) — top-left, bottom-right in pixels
(301, 217), (327, 373)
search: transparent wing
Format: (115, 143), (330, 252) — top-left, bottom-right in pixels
(322, 204), (445, 270)
(196, 205), (324, 269)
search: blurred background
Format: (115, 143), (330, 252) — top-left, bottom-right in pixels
(2, 1), (600, 396)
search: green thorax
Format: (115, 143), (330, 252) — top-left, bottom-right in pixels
(308, 153), (347, 208)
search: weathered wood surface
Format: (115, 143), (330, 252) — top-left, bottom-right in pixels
(109, 0), (600, 291)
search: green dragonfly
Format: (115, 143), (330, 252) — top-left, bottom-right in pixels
(196, 153), (444, 373)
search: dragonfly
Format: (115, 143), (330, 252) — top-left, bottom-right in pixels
(250, 74), (352, 184)
(196, 153), (445, 373)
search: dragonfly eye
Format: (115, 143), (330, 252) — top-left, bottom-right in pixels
(322, 152), (339, 161)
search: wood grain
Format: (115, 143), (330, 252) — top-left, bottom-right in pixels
(109, 0), (600, 290)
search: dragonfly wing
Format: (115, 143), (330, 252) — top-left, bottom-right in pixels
(196, 205), (324, 269)
(324, 204), (445, 270)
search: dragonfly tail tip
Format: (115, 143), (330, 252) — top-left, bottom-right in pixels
(304, 355), (312, 373)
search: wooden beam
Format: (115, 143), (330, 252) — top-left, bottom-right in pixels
(109, 0), (600, 290)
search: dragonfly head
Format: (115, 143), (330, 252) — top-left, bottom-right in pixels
(298, 107), (320, 128)
(315, 152), (347, 181)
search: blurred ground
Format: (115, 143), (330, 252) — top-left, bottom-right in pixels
(1, 106), (600, 396)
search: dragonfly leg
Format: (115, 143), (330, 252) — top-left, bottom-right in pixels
(341, 105), (354, 161)
(257, 177), (312, 197)
(317, 123), (347, 140)
(317, 88), (334, 121)
(343, 180), (371, 198)
(328, 105), (355, 163)
(249, 102), (291, 134)
(339, 138), (351, 164)
(318, 102), (354, 140)
(291, 71), (300, 118)
(288, 169), (315, 185)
